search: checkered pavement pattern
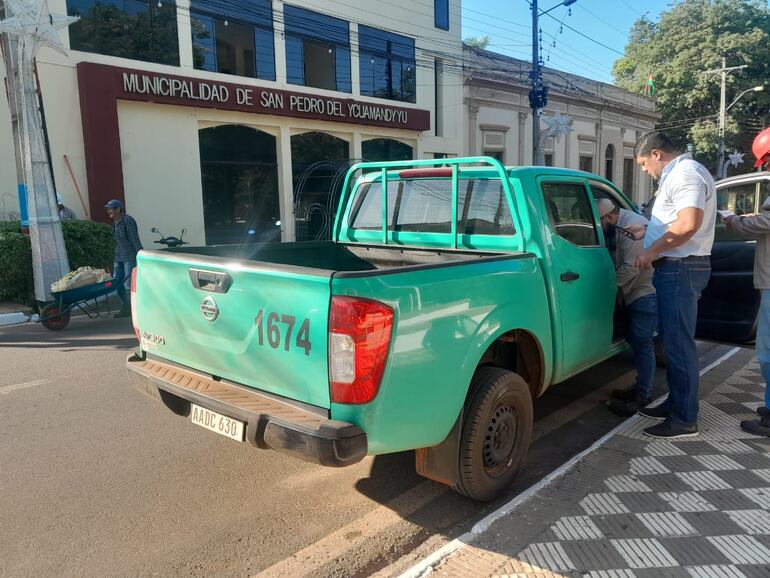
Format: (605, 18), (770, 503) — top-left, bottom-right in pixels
(431, 358), (770, 578)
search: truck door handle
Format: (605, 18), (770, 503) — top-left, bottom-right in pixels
(189, 269), (233, 293)
(560, 271), (580, 282)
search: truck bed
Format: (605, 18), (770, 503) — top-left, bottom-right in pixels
(159, 241), (519, 276)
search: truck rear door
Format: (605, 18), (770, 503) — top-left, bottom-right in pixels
(133, 251), (332, 409)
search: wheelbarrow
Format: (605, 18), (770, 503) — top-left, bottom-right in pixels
(39, 279), (117, 331)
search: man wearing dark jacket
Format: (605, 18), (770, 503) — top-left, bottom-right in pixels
(105, 199), (142, 318)
(724, 127), (770, 436)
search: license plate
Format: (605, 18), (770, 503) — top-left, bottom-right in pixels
(190, 404), (244, 442)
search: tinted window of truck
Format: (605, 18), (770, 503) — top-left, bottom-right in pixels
(541, 181), (599, 247)
(349, 178), (515, 235)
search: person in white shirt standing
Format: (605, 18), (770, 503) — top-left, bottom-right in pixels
(628, 132), (716, 439)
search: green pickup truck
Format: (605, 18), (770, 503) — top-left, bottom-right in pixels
(126, 157), (635, 501)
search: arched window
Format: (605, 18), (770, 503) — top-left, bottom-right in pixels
(361, 138), (414, 162)
(291, 132), (350, 241)
(198, 125), (280, 245)
(605, 144), (615, 182)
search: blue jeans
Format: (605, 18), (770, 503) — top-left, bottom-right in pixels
(653, 257), (712, 425)
(756, 289), (770, 410)
(113, 260), (135, 306)
(626, 293), (658, 400)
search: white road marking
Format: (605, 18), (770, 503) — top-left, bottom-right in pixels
(0, 379), (50, 396)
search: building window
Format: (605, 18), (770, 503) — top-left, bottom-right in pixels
(67, 0), (179, 65)
(435, 0), (449, 30)
(358, 26), (416, 103)
(284, 5), (351, 93)
(544, 153), (554, 167)
(292, 132), (350, 240)
(623, 158), (634, 197)
(579, 156), (593, 173)
(190, 0), (275, 80)
(484, 150), (504, 162)
(362, 139), (414, 162)
(199, 125), (280, 245)
(605, 144), (615, 182)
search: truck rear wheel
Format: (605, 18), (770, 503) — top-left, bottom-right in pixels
(457, 367), (533, 502)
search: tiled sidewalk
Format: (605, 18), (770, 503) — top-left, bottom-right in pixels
(428, 350), (770, 578)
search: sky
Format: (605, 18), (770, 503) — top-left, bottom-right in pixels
(462, 0), (671, 85)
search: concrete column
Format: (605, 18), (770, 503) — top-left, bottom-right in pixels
(273, 3), (287, 84)
(177, 0), (194, 68)
(350, 23), (360, 96)
(468, 103), (479, 155)
(352, 132), (363, 161)
(277, 125), (295, 241)
(518, 111), (527, 165)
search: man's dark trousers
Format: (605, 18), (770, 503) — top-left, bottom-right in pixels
(653, 257), (711, 425)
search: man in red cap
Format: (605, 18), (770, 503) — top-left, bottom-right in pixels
(724, 127), (770, 436)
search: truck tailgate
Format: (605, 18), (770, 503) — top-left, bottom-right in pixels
(134, 251), (332, 409)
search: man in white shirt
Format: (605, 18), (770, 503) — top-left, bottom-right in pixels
(630, 132), (716, 439)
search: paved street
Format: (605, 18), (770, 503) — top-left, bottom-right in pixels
(0, 318), (735, 578)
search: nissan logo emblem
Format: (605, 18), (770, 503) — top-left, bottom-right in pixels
(200, 296), (219, 322)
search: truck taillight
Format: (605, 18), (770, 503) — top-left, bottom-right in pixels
(329, 296), (393, 404)
(130, 267), (139, 342)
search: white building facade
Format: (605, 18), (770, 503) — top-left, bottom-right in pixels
(464, 46), (658, 204)
(0, 0), (465, 245)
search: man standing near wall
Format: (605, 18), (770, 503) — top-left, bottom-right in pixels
(630, 132), (716, 439)
(105, 199), (142, 319)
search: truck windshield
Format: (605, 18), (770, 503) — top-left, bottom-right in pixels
(349, 178), (516, 235)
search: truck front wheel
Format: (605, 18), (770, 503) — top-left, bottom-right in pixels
(457, 367), (533, 502)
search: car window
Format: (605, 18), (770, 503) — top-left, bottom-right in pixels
(541, 181), (599, 247)
(587, 181), (632, 210)
(457, 179), (515, 235)
(350, 177), (515, 236)
(715, 178), (770, 242)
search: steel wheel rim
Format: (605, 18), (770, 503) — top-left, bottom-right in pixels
(483, 403), (517, 477)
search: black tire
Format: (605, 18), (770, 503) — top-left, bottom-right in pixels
(456, 367), (533, 502)
(40, 303), (71, 331)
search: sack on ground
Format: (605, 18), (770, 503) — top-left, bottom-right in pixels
(51, 266), (111, 293)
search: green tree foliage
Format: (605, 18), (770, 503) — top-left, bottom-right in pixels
(464, 36), (492, 49)
(0, 221), (114, 305)
(613, 0), (770, 173)
(68, 1), (179, 66)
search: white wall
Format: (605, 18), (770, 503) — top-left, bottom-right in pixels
(0, 67), (19, 220)
(117, 101), (206, 248)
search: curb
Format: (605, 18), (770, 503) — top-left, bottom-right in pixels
(0, 311), (35, 327)
(397, 346), (744, 578)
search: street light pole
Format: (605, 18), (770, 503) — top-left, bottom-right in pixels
(530, 0), (576, 166)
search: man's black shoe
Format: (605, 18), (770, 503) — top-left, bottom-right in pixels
(757, 406), (769, 418)
(741, 415), (770, 437)
(638, 403), (669, 420)
(643, 418), (699, 439)
(610, 386), (636, 401)
(607, 396), (652, 417)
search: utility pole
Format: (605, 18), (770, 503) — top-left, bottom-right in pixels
(0, 0), (77, 303)
(705, 57), (746, 179)
(529, 0), (575, 166)
(531, 0), (542, 166)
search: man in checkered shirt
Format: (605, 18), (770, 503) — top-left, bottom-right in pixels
(105, 199), (143, 319)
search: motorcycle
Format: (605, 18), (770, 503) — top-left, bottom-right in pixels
(151, 227), (187, 248)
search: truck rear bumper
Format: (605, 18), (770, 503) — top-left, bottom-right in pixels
(125, 354), (367, 467)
